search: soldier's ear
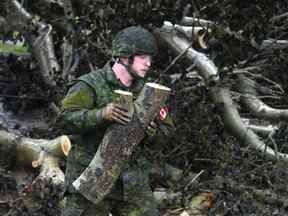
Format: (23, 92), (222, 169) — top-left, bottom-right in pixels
(128, 55), (135, 65)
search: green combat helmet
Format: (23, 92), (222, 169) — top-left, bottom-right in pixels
(112, 26), (158, 79)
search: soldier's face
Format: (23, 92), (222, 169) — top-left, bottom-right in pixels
(131, 54), (152, 78)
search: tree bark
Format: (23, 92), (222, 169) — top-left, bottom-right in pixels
(72, 82), (171, 204)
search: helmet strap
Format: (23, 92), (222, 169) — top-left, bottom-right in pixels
(118, 56), (143, 80)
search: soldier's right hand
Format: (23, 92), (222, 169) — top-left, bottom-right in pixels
(102, 103), (131, 125)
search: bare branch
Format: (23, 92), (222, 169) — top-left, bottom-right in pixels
(260, 39), (288, 50)
(245, 124), (277, 136)
(270, 12), (288, 23)
(31, 23), (60, 86)
(211, 87), (288, 162)
(180, 16), (215, 28)
(238, 75), (288, 121)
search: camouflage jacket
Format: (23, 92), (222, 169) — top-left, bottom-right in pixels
(57, 62), (173, 195)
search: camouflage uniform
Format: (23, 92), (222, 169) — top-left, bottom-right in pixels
(59, 62), (171, 215)
(58, 26), (172, 216)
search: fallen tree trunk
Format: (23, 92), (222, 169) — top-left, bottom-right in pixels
(72, 82), (171, 204)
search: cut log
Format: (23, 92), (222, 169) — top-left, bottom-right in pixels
(31, 154), (65, 199)
(113, 89), (134, 119)
(0, 130), (71, 187)
(72, 82), (171, 204)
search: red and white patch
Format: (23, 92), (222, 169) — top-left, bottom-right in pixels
(159, 107), (169, 121)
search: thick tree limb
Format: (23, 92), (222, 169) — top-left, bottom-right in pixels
(237, 75), (288, 121)
(174, 24), (210, 49)
(30, 23), (60, 86)
(153, 22), (219, 84)
(72, 83), (171, 204)
(211, 87), (288, 161)
(61, 0), (78, 80)
(270, 12), (288, 23)
(260, 39), (288, 50)
(246, 124), (277, 136)
(180, 16), (215, 28)
(6, 0), (60, 87)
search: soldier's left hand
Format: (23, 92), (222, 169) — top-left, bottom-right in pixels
(102, 103), (131, 125)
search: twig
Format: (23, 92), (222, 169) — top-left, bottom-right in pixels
(157, 42), (193, 81)
(267, 131), (279, 161)
(270, 12), (288, 23)
(232, 69), (285, 94)
(184, 170), (204, 191)
(234, 162), (273, 179)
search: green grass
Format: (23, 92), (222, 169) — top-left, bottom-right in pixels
(0, 41), (29, 55)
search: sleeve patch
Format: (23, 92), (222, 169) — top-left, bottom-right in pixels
(159, 107), (169, 121)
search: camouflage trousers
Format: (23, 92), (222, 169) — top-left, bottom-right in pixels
(61, 160), (159, 216)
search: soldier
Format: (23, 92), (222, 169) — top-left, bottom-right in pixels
(58, 26), (173, 216)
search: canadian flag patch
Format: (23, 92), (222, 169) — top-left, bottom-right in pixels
(159, 107), (169, 121)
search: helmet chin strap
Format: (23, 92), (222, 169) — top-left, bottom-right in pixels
(117, 57), (144, 80)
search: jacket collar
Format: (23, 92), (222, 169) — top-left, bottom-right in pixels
(102, 61), (145, 94)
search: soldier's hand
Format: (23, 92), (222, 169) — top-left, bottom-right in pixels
(102, 103), (131, 125)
